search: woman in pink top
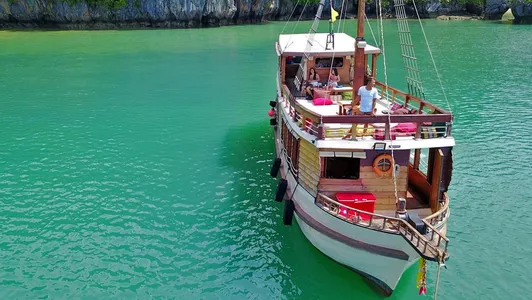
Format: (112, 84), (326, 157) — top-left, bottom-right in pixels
(328, 68), (340, 87)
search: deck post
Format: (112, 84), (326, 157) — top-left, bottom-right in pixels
(317, 124), (325, 139)
(430, 149), (444, 213)
(371, 54), (377, 77)
(351, 0), (366, 108)
(413, 149), (421, 170)
(445, 122), (452, 137)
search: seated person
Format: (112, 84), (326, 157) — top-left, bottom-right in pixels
(308, 68), (320, 87)
(328, 68), (340, 87)
(304, 85), (314, 100)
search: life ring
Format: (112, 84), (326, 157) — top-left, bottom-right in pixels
(373, 154), (394, 177)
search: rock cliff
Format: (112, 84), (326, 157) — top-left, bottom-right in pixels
(0, 0), (527, 28)
(0, 0), (347, 28)
(485, 0), (510, 20)
(511, 0), (532, 23)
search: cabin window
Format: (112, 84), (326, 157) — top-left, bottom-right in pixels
(324, 157), (360, 179)
(315, 58), (343, 69)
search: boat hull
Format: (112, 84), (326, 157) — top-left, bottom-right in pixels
(273, 120), (421, 296)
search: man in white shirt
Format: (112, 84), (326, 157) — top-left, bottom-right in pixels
(343, 77), (379, 139)
(357, 76), (378, 115)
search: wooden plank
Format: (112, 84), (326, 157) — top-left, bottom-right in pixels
(299, 166), (320, 184)
(375, 203), (398, 210)
(317, 184), (407, 193)
(299, 153), (320, 171)
(299, 148), (320, 168)
(360, 166), (408, 174)
(318, 177), (407, 187)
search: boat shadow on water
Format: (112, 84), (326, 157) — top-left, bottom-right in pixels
(219, 120), (420, 299)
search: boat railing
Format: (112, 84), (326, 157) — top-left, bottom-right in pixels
(280, 84), (453, 141)
(315, 193), (449, 261)
(423, 192), (451, 227)
(374, 81), (451, 115)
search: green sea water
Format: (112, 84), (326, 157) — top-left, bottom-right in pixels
(1, 20), (531, 300)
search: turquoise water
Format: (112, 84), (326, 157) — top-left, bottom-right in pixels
(1, 20), (531, 299)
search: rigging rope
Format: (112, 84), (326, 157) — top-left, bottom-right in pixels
(280, 2), (299, 35)
(433, 254), (443, 300)
(364, 13), (378, 48)
(336, 0), (347, 33)
(294, 0), (327, 91)
(377, 0), (399, 202)
(411, 0), (453, 114)
(281, 0), (310, 53)
(393, 0), (425, 99)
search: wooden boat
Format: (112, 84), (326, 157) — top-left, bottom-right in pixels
(268, 0), (453, 296)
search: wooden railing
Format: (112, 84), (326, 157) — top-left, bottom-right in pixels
(423, 192), (451, 227)
(315, 193), (449, 261)
(374, 80), (451, 115)
(280, 83), (453, 141)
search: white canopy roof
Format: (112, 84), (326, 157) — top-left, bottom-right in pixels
(278, 33), (381, 57)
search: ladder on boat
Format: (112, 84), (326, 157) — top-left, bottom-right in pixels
(293, 0), (327, 92)
(393, 0), (425, 99)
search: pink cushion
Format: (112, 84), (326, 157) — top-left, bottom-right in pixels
(396, 122), (417, 133)
(312, 98), (333, 106)
(313, 89), (331, 100)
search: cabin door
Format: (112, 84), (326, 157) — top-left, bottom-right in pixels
(429, 149), (444, 213)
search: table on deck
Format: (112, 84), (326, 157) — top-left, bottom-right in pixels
(338, 100), (354, 115)
(331, 85), (353, 94)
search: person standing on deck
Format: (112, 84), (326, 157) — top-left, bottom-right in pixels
(343, 77), (379, 139)
(357, 76), (378, 116)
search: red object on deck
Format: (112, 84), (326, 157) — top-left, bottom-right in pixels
(336, 192), (376, 221)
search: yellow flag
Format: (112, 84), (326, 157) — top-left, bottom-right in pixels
(331, 8), (339, 22)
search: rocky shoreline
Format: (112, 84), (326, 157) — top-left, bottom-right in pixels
(0, 0), (530, 29)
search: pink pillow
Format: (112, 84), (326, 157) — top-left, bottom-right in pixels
(313, 89), (331, 100)
(396, 122), (417, 133)
(313, 98), (333, 106)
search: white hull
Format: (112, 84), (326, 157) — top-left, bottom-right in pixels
(275, 129), (421, 295)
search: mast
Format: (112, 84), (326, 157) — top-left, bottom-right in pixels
(352, 0), (366, 107)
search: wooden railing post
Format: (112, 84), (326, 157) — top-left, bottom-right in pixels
(413, 148), (421, 170)
(445, 122), (452, 137)
(317, 124), (325, 139)
(385, 122), (391, 140)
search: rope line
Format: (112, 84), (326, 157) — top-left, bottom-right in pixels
(337, 0), (347, 34)
(280, 1), (299, 35)
(281, 0), (310, 53)
(433, 255), (443, 300)
(412, 0), (453, 114)
(365, 12), (378, 47)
